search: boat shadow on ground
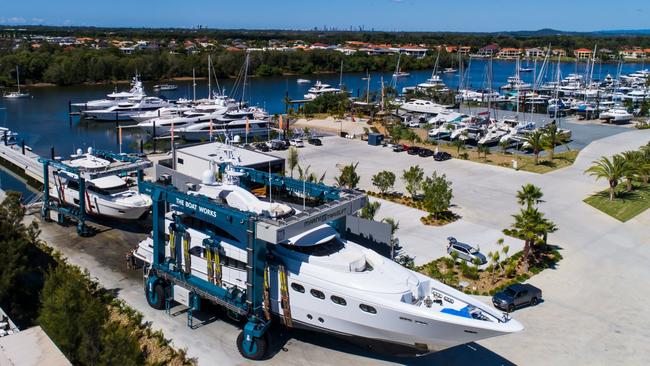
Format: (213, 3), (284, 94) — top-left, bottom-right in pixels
(267, 325), (516, 365)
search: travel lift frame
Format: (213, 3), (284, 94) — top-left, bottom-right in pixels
(38, 150), (152, 236)
(139, 165), (366, 360)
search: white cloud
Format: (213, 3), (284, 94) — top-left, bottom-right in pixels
(7, 17), (26, 24)
(31, 18), (45, 24)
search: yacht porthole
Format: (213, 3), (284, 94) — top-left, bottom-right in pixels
(318, 317), (324, 323)
(307, 314), (313, 320)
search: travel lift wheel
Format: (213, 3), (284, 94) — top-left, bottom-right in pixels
(237, 331), (268, 361)
(146, 280), (166, 310)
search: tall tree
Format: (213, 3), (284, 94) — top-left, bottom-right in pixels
(372, 170), (396, 195)
(524, 130), (545, 165)
(334, 162), (360, 189)
(421, 172), (453, 220)
(359, 201), (381, 221)
(516, 184), (545, 210)
(585, 155), (628, 201)
(38, 266), (108, 365)
(287, 147), (299, 178)
(402, 165), (424, 199)
(542, 123), (562, 161)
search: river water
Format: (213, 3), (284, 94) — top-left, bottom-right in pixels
(0, 60), (646, 160)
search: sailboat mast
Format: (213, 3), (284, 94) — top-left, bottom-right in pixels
(242, 53), (250, 106)
(366, 70), (371, 104)
(16, 66), (20, 93)
(339, 60), (343, 88)
(192, 68), (196, 101)
(208, 55), (212, 99)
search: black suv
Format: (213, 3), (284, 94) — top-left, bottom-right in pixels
(434, 151), (452, 161)
(492, 284), (543, 312)
(407, 146), (421, 155)
(418, 148), (433, 157)
(308, 138), (322, 146)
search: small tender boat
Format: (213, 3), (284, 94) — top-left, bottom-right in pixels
(296, 78), (311, 84)
(153, 84), (178, 91)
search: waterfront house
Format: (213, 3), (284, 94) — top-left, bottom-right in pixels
(498, 47), (522, 59)
(552, 48), (567, 57)
(525, 47), (546, 58)
(619, 48), (646, 59)
(475, 44), (500, 58)
(574, 48), (593, 60)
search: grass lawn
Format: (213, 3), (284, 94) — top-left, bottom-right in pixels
(584, 184), (650, 222)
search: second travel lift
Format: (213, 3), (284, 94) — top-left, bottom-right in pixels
(139, 164), (366, 360)
(38, 150), (152, 236)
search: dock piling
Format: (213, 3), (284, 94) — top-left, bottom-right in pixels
(140, 139), (143, 154)
(21, 139), (25, 155)
(51, 146), (55, 160)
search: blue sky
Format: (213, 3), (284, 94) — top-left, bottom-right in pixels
(1, 0), (648, 32)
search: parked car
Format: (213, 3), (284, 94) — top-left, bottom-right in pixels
(492, 284), (543, 312)
(433, 151), (452, 161)
(392, 144), (406, 153)
(289, 138), (305, 147)
(266, 140), (288, 150)
(446, 237), (487, 264)
(308, 138), (322, 146)
(407, 146), (421, 155)
(255, 143), (270, 152)
(418, 148), (433, 157)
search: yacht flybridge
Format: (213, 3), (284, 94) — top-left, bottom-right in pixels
(133, 147), (523, 359)
(304, 81), (341, 100)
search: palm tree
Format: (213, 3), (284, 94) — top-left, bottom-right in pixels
(620, 150), (641, 192)
(508, 207), (557, 272)
(334, 162), (360, 189)
(499, 139), (509, 155)
(524, 130), (545, 165)
(477, 144), (491, 160)
(451, 138), (465, 157)
(585, 155), (628, 201)
(287, 147), (299, 178)
(516, 184), (545, 209)
(542, 123), (561, 161)
(382, 217), (400, 259)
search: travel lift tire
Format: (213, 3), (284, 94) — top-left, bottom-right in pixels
(147, 282), (166, 310)
(237, 331), (268, 361)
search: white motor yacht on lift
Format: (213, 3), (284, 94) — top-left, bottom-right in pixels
(133, 152), (523, 355)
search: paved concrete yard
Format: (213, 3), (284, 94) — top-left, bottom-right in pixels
(15, 128), (650, 366)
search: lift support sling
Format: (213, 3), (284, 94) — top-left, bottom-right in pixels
(38, 149), (151, 236)
(139, 165), (366, 360)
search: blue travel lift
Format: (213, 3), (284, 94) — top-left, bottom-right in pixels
(38, 150), (151, 236)
(139, 164), (366, 360)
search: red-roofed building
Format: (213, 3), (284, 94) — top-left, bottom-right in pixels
(574, 48), (593, 59)
(498, 47), (522, 59)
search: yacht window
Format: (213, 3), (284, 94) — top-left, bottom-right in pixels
(280, 238), (344, 257)
(291, 283), (305, 293)
(359, 304), (377, 314)
(330, 295), (346, 306)
(177, 158), (184, 165)
(88, 183), (128, 195)
(67, 180), (79, 190)
(310, 289), (325, 299)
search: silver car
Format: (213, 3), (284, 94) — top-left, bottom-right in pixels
(446, 237), (487, 264)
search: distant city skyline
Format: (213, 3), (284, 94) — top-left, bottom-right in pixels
(1, 0), (649, 33)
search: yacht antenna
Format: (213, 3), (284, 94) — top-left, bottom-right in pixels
(339, 59), (344, 88)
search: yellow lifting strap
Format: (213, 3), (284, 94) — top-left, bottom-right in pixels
(262, 266), (271, 321)
(169, 231), (176, 261)
(279, 265), (293, 328)
(206, 247), (213, 284)
(182, 232), (191, 274)
(212, 247), (222, 286)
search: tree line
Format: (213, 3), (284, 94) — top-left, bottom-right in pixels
(0, 192), (194, 365)
(0, 44), (454, 86)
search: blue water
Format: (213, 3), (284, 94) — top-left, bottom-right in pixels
(0, 60), (646, 161)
